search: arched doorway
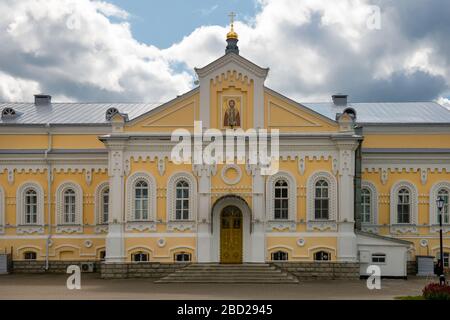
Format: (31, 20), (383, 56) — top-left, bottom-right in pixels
(220, 205), (243, 263)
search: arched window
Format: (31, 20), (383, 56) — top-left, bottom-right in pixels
(361, 188), (371, 223)
(274, 180), (289, 220)
(101, 188), (109, 224)
(175, 180), (190, 220)
(134, 180), (149, 220)
(397, 188), (411, 224)
(23, 251), (37, 260)
(24, 189), (38, 224)
(271, 251), (288, 261)
(437, 189), (449, 224)
(436, 252), (450, 268)
(314, 251), (331, 261)
(174, 252), (191, 262)
(131, 251), (149, 262)
(63, 188), (76, 224)
(314, 180), (329, 220)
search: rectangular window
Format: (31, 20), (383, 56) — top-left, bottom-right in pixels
(372, 253), (386, 263)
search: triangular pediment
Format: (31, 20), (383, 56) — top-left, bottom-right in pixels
(195, 53), (269, 80)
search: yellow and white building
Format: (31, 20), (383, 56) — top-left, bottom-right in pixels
(1, 27), (449, 277)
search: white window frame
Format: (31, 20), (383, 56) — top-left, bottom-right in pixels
(56, 182), (83, 231)
(16, 182), (44, 228)
(126, 172), (156, 222)
(371, 253), (387, 264)
(390, 181), (418, 227)
(307, 172), (337, 230)
(95, 182), (109, 225)
(266, 171), (297, 222)
(167, 172), (197, 222)
(271, 250), (289, 261)
(361, 181), (378, 225)
(430, 182), (450, 230)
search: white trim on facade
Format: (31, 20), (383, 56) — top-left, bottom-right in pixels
(266, 171), (297, 231)
(55, 181), (83, 233)
(361, 180), (379, 233)
(429, 181), (450, 233)
(306, 171), (337, 231)
(390, 180), (418, 234)
(0, 185), (4, 234)
(16, 181), (45, 234)
(94, 181), (109, 231)
(166, 172), (197, 231)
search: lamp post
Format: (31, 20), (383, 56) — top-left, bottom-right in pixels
(436, 196), (446, 285)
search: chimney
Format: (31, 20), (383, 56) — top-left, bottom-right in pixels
(332, 94), (348, 106)
(34, 94), (52, 106)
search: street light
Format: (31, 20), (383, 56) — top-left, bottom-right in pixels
(436, 196), (446, 285)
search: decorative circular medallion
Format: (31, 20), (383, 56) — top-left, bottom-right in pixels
(84, 240), (93, 248)
(221, 164), (242, 185)
(420, 239), (428, 247)
(157, 238), (166, 248)
(297, 238), (306, 247)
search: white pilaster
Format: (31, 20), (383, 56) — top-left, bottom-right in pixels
(251, 165), (266, 262)
(105, 145), (126, 263)
(195, 164), (212, 262)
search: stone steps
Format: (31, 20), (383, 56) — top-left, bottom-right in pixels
(156, 263), (299, 284)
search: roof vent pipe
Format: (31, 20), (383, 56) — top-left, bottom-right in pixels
(34, 94), (52, 106)
(332, 94), (348, 106)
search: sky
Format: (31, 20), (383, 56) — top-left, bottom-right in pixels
(0, 0), (449, 108)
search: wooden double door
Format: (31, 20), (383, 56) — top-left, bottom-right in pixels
(220, 205), (243, 264)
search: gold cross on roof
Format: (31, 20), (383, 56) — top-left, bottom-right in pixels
(228, 12), (236, 26)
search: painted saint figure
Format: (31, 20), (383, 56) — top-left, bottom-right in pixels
(223, 99), (240, 127)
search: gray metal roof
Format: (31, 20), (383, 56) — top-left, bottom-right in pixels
(0, 102), (161, 125)
(300, 101), (450, 124)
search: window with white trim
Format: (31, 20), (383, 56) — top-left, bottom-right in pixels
(134, 180), (149, 220)
(63, 188), (76, 224)
(271, 251), (288, 261)
(175, 180), (189, 220)
(372, 253), (386, 263)
(314, 251), (331, 261)
(314, 180), (329, 220)
(361, 188), (371, 223)
(397, 188), (410, 224)
(274, 180), (289, 220)
(131, 252), (149, 262)
(24, 189), (38, 224)
(101, 188), (109, 224)
(437, 189), (449, 224)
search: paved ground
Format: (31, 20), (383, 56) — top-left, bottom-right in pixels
(0, 274), (431, 300)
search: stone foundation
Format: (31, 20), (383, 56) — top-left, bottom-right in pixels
(100, 262), (188, 279)
(12, 260), (101, 273)
(272, 262), (360, 280)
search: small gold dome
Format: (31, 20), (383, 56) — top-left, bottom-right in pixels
(227, 25), (238, 40)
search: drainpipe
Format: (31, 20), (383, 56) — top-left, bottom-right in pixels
(354, 125), (363, 231)
(44, 123), (52, 270)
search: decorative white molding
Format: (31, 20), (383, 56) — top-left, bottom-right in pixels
(390, 180), (418, 227)
(266, 171), (297, 222)
(167, 221), (196, 232)
(167, 172), (197, 222)
(297, 156), (305, 175)
(85, 169), (92, 186)
(94, 181), (109, 225)
(157, 238), (166, 248)
(306, 171), (337, 230)
(297, 238), (306, 247)
(17, 226), (44, 234)
(84, 240), (93, 248)
(420, 168), (428, 185)
(55, 225), (83, 234)
(381, 168), (388, 185)
(7, 168), (14, 185)
(94, 225), (108, 233)
(125, 172), (157, 222)
(221, 164), (242, 185)
(306, 221), (338, 231)
(16, 181), (45, 227)
(390, 224), (418, 234)
(125, 222), (156, 232)
(430, 225), (450, 234)
(55, 181), (83, 229)
(157, 158), (166, 176)
(361, 180), (379, 225)
(429, 181), (450, 227)
(361, 224), (380, 234)
(266, 221), (296, 232)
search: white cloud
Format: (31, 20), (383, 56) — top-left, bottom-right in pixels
(0, 0), (449, 104)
